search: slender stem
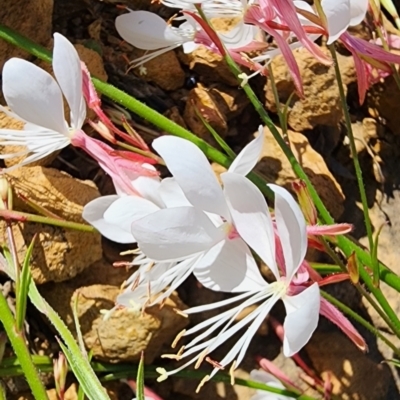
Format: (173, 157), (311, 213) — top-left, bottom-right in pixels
(321, 290), (400, 357)
(328, 44), (377, 282)
(0, 291), (49, 399)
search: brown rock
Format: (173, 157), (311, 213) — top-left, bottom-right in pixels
(367, 75), (400, 135)
(0, 0), (53, 71)
(40, 259), (189, 363)
(130, 49), (185, 91)
(180, 46), (238, 86)
(1, 167), (102, 283)
(266, 48), (353, 131)
(208, 85), (249, 120)
(257, 126), (345, 220)
(8, 166), (100, 223)
(306, 331), (393, 399)
(183, 83), (228, 140)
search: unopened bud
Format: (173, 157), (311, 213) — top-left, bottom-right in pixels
(0, 177), (10, 210)
(292, 180), (317, 225)
(54, 352), (68, 399)
(88, 120), (116, 143)
(346, 252), (359, 284)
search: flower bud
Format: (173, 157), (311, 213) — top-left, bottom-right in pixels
(346, 252), (359, 285)
(54, 352), (68, 399)
(292, 180), (317, 225)
(0, 177), (10, 210)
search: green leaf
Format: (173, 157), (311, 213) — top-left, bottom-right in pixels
(136, 353), (145, 400)
(15, 234), (35, 332)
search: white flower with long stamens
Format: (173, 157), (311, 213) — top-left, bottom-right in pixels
(156, 179), (319, 384)
(130, 129), (265, 297)
(0, 33), (85, 170)
(115, 9), (260, 67)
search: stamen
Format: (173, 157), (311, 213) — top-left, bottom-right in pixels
(120, 248), (140, 256)
(196, 375), (210, 393)
(172, 329), (186, 348)
(161, 353), (182, 360)
(156, 367), (168, 382)
(229, 361), (237, 385)
(195, 348), (209, 369)
(173, 308), (189, 318)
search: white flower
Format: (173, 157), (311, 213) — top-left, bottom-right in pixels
(250, 370), (295, 400)
(156, 178), (319, 382)
(0, 33), (86, 170)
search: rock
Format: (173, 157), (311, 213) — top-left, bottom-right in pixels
(183, 83), (228, 140)
(265, 48), (354, 131)
(306, 331), (393, 399)
(367, 75), (400, 135)
(0, 0), (53, 71)
(2, 167), (102, 283)
(180, 46), (238, 86)
(258, 126), (345, 220)
(208, 85), (249, 120)
(129, 49), (185, 91)
(8, 166), (100, 223)
(40, 259), (189, 363)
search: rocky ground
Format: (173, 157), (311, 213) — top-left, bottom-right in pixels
(2, 0), (400, 399)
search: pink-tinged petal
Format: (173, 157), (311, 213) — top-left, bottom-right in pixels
(258, 358), (299, 389)
(82, 195), (136, 243)
(194, 238), (267, 293)
(320, 297), (367, 351)
(116, 10), (187, 50)
(220, 22), (259, 49)
(321, 0), (351, 44)
(104, 196), (160, 239)
(228, 126), (264, 176)
(269, 184), (307, 280)
(153, 136), (229, 219)
(158, 178), (190, 208)
(349, 0), (368, 26)
(222, 173), (279, 279)
(52, 33), (86, 129)
(282, 283), (320, 356)
(131, 206), (225, 261)
(307, 223), (353, 236)
(2, 59), (68, 135)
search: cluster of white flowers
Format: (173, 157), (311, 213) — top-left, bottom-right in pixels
(0, 9), (368, 395)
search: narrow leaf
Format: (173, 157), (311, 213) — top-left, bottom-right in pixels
(136, 352), (145, 400)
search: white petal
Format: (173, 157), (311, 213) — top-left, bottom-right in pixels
(2, 58), (68, 135)
(349, 0), (368, 26)
(130, 175), (164, 208)
(321, 0), (351, 44)
(269, 184), (307, 281)
(158, 177), (191, 208)
(115, 10), (187, 50)
(222, 173), (279, 279)
(104, 196), (160, 238)
(282, 283), (320, 356)
(153, 136), (230, 219)
(53, 33), (86, 129)
(131, 206), (225, 260)
(194, 238), (267, 292)
(82, 195), (135, 243)
(220, 22), (258, 49)
(228, 126), (264, 176)
(250, 370), (294, 400)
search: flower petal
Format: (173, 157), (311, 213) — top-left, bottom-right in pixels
(153, 136), (229, 219)
(228, 126), (264, 176)
(250, 370), (294, 400)
(282, 283), (320, 356)
(53, 33), (86, 129)
(158, 177), (191, 208)
(131, 206), (225, 260)
(222, 173), (279, 279)
(115, 10), (187, 50)
(104, 196), (160, 240)
(321, 0), (351, 44)
(349, 0), (368, 26)
(194, 238), (267, 292)
(269, 184), (307, 281)
(2, 58), (68, 135)
(82, 195), (135, 243)
(220, 21), (259, 49)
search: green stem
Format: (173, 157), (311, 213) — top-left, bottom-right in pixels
(1, 24), (400, 292)
(0, 291), (48, 399)
(328, 44), (377, 283)
(321, 290), (400, 357)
